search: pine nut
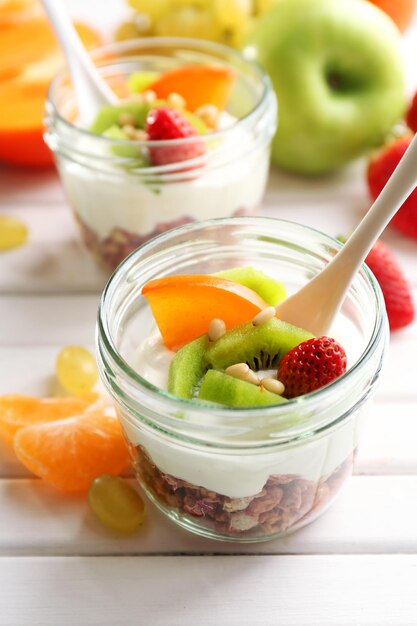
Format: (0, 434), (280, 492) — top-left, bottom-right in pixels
(118, 112), (137, 127)
(252, 306), (276, 326)
(225, 363), (250, 380)
(225, 363), (260, 386)
(167, 92), (186, 109)
(208, 318), (226, 342)
(122, 124), (137, 139)
(195, 104), (219, 127)
(245, 369), (261, 386)
(142, 89), (157, 104)
(261, 378), (285, 396)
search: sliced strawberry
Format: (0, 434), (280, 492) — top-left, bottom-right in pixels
(146, 106), (205, 166)
(365, 240), (414, 331)
(277, 337), (347, 399)
(367, 136), (417, 239)
(406, 91), (417, 133)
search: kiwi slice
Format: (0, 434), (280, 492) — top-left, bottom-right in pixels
(90, 100), (166, 134)
(168, 318), (313, 400)
(216, 267), (287, 306)
(207, 318), (313, 371)
(199, 370), (287, 408)
(168, 335), (209, 400)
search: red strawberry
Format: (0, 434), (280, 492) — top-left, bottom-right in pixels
(278, 337), (347, 399)
(367, 136), (417, 239)
(406, 91), (417, 133)
(146, 107), (205, 166)
(365, 239), (414, 331)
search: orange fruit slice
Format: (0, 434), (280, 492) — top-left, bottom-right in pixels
(14, 410), (129, 493)
(0, 15), (102, 167)
(147, 65), (236, 112)
(142, 274), (268, 350)
(0, 392), (101, 444)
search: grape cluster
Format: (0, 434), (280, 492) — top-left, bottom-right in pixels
(115, 0), (281, 49)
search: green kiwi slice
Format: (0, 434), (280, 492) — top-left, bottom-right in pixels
(168, 335), (209, 400)
(198, 370), (288, 407)
(168, 318), (313, 401)
(216, 267), (287, 306)
(206, 318), (313, 371)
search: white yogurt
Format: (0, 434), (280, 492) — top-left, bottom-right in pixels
(57, 114), (269, 239)
(123, 313), (367, 498)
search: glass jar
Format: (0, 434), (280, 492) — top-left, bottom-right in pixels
(44, 38), (276, 272)
(97, 217), (388, 542)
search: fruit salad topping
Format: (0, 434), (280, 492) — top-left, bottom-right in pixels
(89, 64), (237, 168)
(141, 267), (348, 406)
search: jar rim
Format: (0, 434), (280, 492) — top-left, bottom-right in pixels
(97, 216), (387, 447)
(46, 36), (275, 151)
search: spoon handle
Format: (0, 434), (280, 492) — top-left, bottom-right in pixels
(277, 132), (417, 335)
(41, 0), (117, 124)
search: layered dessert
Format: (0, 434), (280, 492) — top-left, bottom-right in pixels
(124, 266), (361, 540)
(46, 48), (276, 271)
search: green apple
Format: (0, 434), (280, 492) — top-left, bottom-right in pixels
(244, 0), (406, 174)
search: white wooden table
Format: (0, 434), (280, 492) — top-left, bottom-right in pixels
(1, 5), (417, 624)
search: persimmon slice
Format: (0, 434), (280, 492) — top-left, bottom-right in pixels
(14, 411), (129, 493)
(142, 274), (268, 350)
(147, 64), (236, 112)
(0, 392), (101, 443)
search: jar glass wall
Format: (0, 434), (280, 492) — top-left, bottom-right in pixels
(97, 217), (388, 542)
(44, 38), (277, 271)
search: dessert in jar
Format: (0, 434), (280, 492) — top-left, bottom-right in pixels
(44, 39), (277, 271)
(97, 217), (388, 542)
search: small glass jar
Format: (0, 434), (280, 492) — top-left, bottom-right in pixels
(44, 38), (276, 272)
(97, 217), (388, 542)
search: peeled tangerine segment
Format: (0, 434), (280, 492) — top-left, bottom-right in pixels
(0, 392), (100, 444)
(13, 411), (129, 493)
(88, 474), (146, 534)
(147, 65), (237, 112)
(142, 274), (268, 351)
(199, 370), (288, 408)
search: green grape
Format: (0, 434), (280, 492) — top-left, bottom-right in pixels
(88, 475), (146, 534)
(56, 346), (98, 395)
(154, 5), (223, 41)
(255, 0), (281, 15)
(128, 0), (170, 21)
(0, 215), (28, 250)
(227, 15), (255, 48)
(114, 19), (152, 42)
(213, 0), (253, 28)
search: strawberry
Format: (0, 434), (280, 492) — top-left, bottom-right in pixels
(367, 136), (417, 239)
(146, 107), (205, 166)
(365, 239), (414, 331)
(278, 337), (347, 399)
(406, 91), (417, 133)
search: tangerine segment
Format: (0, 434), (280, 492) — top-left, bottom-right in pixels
(147, 65), (236, 112)
(14, 411), (129, 493)
(0, 392), (101, 444)
(142, 274), (268, 350)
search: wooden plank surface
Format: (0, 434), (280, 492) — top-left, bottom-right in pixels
(0, 475), (416, 557)
(1, 555), (417, 626)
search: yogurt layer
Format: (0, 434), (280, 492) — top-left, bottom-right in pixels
(121, 312), (366, 499)
(57, 113), (269, 240)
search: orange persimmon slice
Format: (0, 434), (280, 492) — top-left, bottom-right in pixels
(142, 274), (268, 350)
(0, 392), (101, 443)
(0, 16), (101, 167)
(14, 410), (129, 493)
(147, 64), (236, 112)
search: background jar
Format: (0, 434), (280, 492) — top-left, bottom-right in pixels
(44, 38), (277, 272)
(97, 217), (388, 542)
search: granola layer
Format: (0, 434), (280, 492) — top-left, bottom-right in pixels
(132, 445), (354, 539)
